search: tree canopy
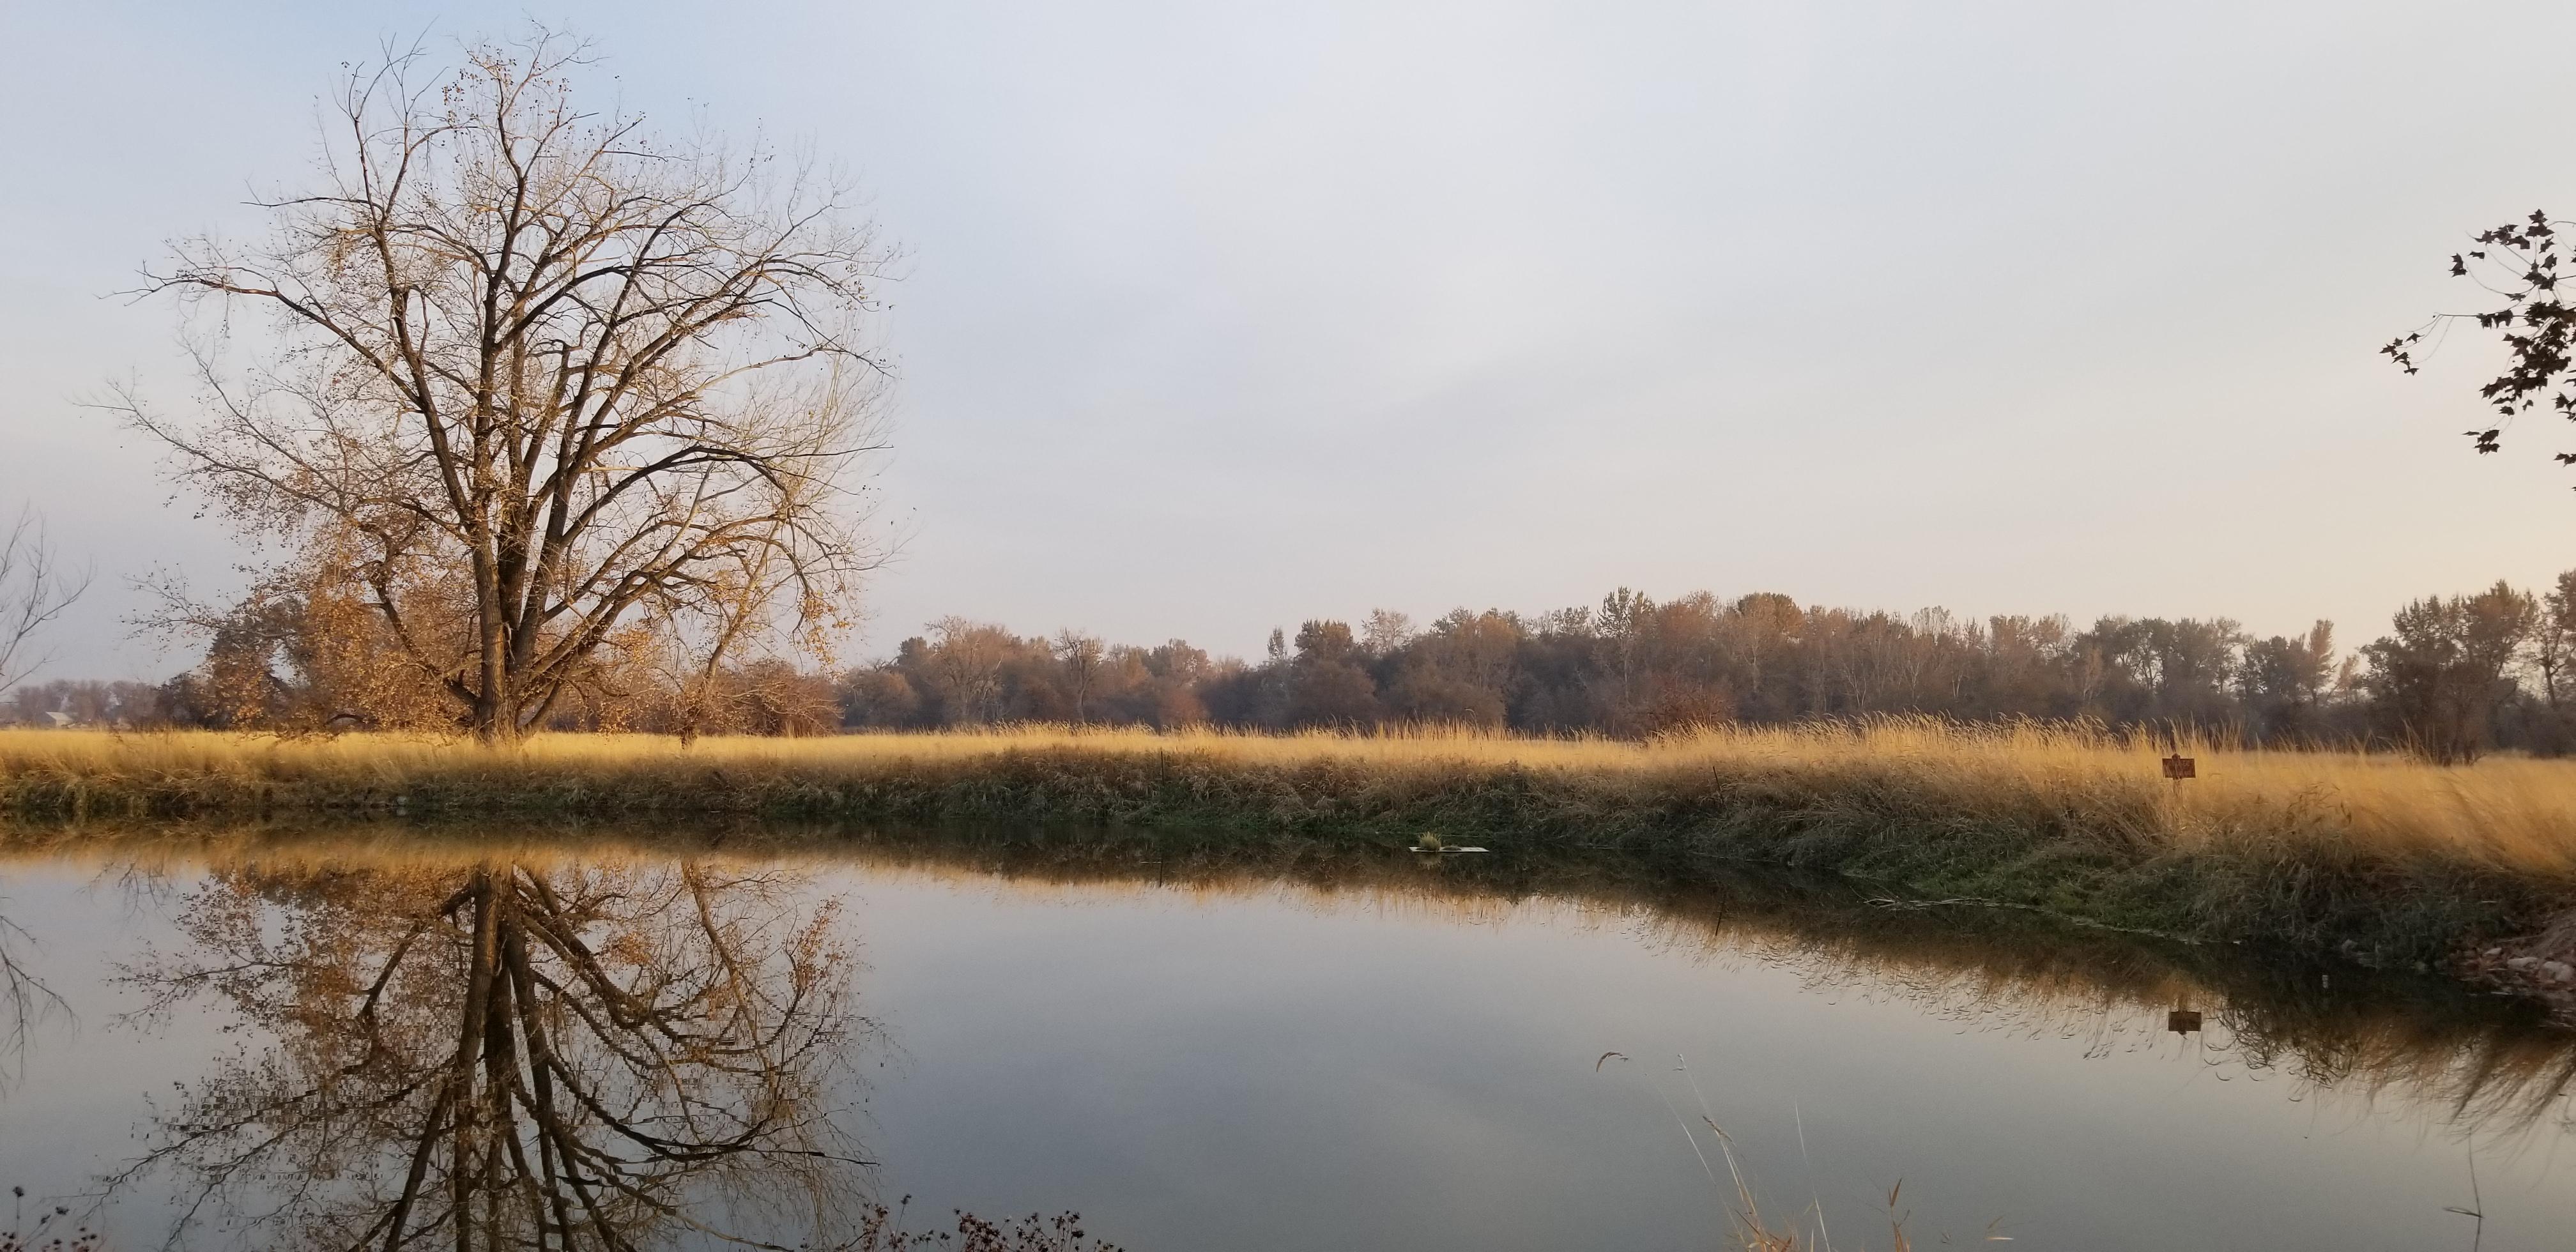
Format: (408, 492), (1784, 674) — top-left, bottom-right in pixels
(118, 28), (893, 742)
(2386, 208), (2576, 470)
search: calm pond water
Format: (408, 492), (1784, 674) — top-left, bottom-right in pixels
(1, 828), (2572, 1250)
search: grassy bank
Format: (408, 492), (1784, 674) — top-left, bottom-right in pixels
(5, 720), (2576, 971)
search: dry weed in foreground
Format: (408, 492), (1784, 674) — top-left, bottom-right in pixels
(1607, 1051), (1988, 1251)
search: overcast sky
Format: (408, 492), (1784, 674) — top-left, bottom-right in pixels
(5, 0), (2576, 680)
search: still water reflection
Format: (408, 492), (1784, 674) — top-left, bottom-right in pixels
(116, 858), (865, 1249)
(2, 827), (2573, 1250)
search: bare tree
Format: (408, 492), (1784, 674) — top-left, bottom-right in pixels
(0, 507), (90, 703)
(0, 508), (105, 1060)
(923, 618), (1011, 726)
(1052, 630), (1105, 724)
(1358, 609), (1413, 657)
(114, 29), (893, 742)
(2534, 572), (2576, 717)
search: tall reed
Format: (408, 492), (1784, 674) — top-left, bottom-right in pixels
(4, 719), (2574, 968)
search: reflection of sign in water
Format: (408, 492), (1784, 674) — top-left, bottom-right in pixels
(2168, 1009), (2202, 1035)
(2162, 755), (2196, 780)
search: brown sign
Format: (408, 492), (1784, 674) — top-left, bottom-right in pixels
(2168, 1009), (2202, 1034)
(2162, 755), (2196, 780)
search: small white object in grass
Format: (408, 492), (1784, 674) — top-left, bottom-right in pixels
(1410, 833), (1488, 853)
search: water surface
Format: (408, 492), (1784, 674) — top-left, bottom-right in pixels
(0, 827), (2569, 1250)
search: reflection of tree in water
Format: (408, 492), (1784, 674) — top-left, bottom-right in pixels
(114, 857), (871, 1250)
(0, 917), (42, 1059)
(0, 904), (65, 1087)
(1620, 889), (2576, 1145)
(850, 836), (2576, 1149)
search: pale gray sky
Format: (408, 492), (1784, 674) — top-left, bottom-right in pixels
(4, 0), (2575, 680)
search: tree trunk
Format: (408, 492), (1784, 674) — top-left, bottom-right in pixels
(451, 870), (500, 1252)
(472, 699), (521, 745)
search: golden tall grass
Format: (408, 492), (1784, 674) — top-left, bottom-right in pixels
(4, 719), (2575, 878)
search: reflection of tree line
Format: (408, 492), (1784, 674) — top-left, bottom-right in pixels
(1731, 901), (2576, 1143)
(4, 830), (2570, 1242)
(109, 857), (873, 1250)
(828, 830), (2576, 1146)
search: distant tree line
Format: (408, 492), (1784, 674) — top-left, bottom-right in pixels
(18, 572), (2566, 763)
(820, 581), (2570, 762)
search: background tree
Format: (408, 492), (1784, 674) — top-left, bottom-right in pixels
(1053, 630), (1106, 724)
(1130, 639), (1213, 728)
(0, 507), (88, 703)
(917, 618), (1015, 725)
(1358, 609), (1414, 657)
(1383, 609), (1517, 726)
(836, 664), (922, 728)
(0, 680), (168, 729)
(1285, 619), (1380, 727)
(2533, 573), (2576, 715)
(2360, 583), (2536, 763)
(148, 533), (457, 731)
(2239, 622), (2338, 744)
(117, 29), (892, 742)
(119, 551), (2576, 759)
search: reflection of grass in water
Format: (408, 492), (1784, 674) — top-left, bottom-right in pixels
(13, 818), (2572, 1154)
(7, 720), (2576, 975)
(4, 1186), (100, 1252)
(857, 1202), (1123, 1251)
(839, 832), (2576, 1152)
(1, 822), (2563, 1248)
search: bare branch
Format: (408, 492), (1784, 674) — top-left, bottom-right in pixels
(124, 26), (894, 740)
(0, 506), (94, 700)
